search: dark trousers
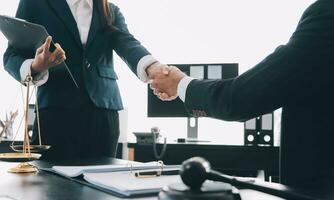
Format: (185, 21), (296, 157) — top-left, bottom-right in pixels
(32, 106), (120, 161)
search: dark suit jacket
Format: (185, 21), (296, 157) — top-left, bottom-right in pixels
(3, 0), (150, 110)
(185, 0), (334, 190)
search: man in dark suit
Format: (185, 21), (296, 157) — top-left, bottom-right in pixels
(150, 0), (334, 194)
(3, 0), (167, 160)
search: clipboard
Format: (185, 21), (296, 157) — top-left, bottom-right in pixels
(0, 15), (79, 88)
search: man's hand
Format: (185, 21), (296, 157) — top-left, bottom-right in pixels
(31, 36), (66, 73)
(146, 61), (174, 100)
(150, 66), (186, 101)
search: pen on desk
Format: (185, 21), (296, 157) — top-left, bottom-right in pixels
(135, 169), (179, 178)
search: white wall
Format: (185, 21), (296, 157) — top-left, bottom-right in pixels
(0, 0), (316, 144)
(111, 0), (316, 144)
(0, 0), (23, 140)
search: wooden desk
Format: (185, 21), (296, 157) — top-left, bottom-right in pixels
(0, 157), (323, 200)
(128, 142), (279, 181)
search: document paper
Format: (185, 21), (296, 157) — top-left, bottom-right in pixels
(83, 171), (182, 197)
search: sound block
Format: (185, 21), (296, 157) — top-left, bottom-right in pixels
(158, 181), (239, 200)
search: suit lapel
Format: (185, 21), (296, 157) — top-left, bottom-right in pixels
(46, 0), (82, 48)
(86, 2), (100, 49)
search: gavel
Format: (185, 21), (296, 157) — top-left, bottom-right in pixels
(179, 157), (316, 200)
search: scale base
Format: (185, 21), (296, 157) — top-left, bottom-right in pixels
(0, 153), (41, 162)
(8, 162), (38, 173)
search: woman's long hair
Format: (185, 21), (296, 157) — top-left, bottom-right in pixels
(95, 0), (117, 32)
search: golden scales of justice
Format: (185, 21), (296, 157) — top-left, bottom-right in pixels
(0, 74), (51, 173)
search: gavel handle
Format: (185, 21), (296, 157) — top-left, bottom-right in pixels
(209, 170), (316, 200)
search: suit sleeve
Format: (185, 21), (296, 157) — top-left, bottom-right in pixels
(184, 0), (334, 121)
(110, 4), (151, 74)
(3, 0), (35, 82)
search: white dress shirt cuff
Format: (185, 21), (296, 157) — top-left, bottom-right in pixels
(137, 55), (158, 83)
(20, 59), (49, 86)
(177, 76), (194, 102)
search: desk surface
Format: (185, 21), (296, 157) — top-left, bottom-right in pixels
(0, 158), (323, 200)
(0, 158), (153, 200)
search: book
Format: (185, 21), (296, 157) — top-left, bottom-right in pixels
(51, 161), (180, 178)
(48, 162), (181, 197)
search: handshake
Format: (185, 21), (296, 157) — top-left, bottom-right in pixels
(146, 62), (186, 101)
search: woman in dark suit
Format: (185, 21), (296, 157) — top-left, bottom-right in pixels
(3, 0), (165, 160)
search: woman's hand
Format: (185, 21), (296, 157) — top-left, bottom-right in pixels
(31, 36), (66, 73)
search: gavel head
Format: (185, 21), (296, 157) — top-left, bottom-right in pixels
(180, 157), (211, 190)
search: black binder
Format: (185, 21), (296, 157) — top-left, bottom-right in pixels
(0, 15), (52, 51)
(0, 15), (79, 88)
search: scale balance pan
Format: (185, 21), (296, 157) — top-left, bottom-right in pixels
(10, 145), (51, 153)
(0, 153), (41, 162)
